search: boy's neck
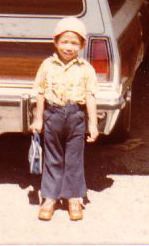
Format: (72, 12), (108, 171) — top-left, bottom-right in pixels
(56, 52), (78, 65)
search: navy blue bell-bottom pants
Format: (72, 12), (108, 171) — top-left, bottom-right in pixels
(41, 103), (87, 200)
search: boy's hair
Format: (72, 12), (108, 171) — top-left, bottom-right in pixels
(53, 17), (87, 41)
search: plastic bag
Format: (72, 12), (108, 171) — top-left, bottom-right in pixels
(28, 132), (42, 175)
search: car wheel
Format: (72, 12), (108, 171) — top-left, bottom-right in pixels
(109, 95), (131, 143)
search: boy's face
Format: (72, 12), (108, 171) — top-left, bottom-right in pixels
(54, 31), (84, 64)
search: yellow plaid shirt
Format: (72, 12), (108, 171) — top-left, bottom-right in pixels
(33, 53), (97, 106)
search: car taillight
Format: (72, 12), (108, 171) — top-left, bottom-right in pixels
(88, 38), (111, 81)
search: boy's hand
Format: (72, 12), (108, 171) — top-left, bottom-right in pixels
(29, 119), (43, 133)
(86, 124), (99, 142)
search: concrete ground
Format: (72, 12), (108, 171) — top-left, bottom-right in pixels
(0, 174), (149, 245)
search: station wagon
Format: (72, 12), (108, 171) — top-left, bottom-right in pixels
(0, 0), (149, 140)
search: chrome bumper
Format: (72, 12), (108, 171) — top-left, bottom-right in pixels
(0, 94), (32, 134)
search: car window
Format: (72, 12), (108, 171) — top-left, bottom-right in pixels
(0, 0), (84, 16)
(108, 0), (126, 16)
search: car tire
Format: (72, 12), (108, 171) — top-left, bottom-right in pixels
(109, 95), (131, 143)
(101, 92), (131, 144)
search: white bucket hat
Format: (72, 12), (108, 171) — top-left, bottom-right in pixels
(53, 17), (87, 40)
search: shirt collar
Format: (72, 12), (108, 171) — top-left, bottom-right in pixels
(51, 53), (85, 67)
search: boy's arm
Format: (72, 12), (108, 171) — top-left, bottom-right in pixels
(30, 61), (46, 133)
(86, 93), (99, 142)
(30, 94), (45, 133)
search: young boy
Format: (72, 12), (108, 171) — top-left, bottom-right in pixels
(31, 17), (99, 221)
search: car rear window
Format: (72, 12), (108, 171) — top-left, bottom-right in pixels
(0, 0), (84, 16)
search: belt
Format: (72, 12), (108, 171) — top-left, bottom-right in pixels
(45, 101), (85, 111)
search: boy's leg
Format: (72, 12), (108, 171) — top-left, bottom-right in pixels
(41, 108), (65, 200)
(60, 107), (87, 198)
(39, 107), (66, 220)
(61, 107), (87, 220)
